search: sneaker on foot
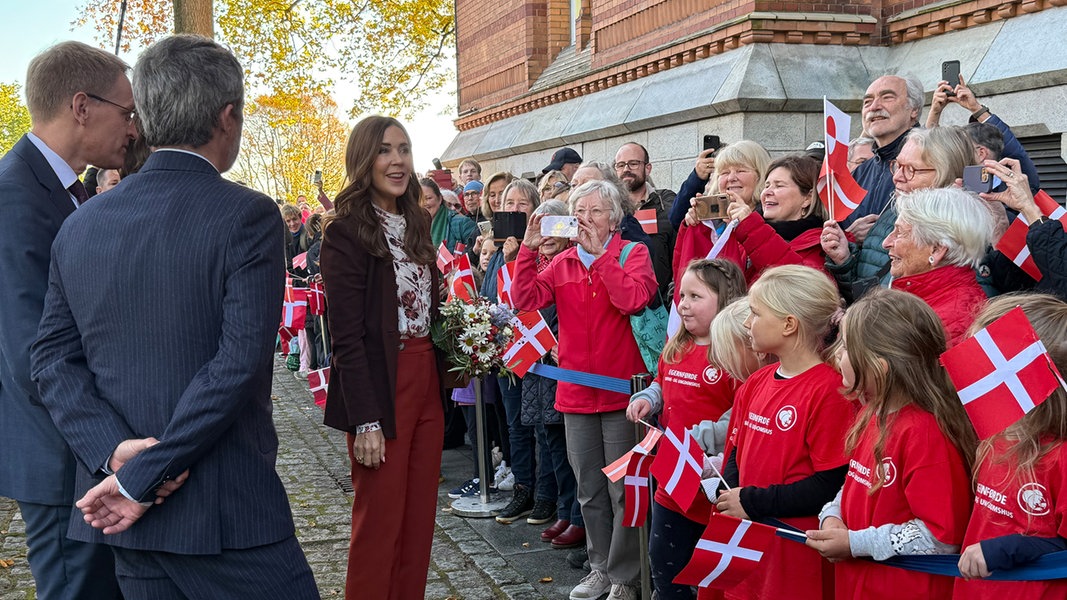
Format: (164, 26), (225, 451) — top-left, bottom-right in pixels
(566, 547), (589, 570)
(294, 370), (309, 380)
(492, 462), (510, 486)
(607, 584), (638, 600)
(497, 470), (515, 491)
(494, 484), (534, 523)
(526, 499), (557, 525)
(569, 570), (610, 600)
(447, 478), (479, 499)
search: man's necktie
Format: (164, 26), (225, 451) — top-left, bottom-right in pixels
(68, 179), (89, 205)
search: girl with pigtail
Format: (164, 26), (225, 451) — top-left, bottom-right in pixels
(805, 288), (976, 599)
(625, 258), (747, 599)
(953, 294), (1067, 600)
(715, 264), (855, 600)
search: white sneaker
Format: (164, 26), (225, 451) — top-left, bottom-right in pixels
(493, 462), (510, 486)
(294, 370), (309, 380)
(607, 584), (638, 600)
(569, 570), (610, 600)
(497, 470), (515, 491)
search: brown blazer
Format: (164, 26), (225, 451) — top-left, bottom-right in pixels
(319, 215), (443, 438)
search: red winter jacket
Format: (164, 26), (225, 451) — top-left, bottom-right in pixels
(511, 234), (657, 414)
(891, 265), (986, 347)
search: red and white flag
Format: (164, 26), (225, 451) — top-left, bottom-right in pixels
(603, 427), (664, 482)
(650, 425), (705, 512)
(995, 190), (1067, 282)
(278, 325), (298, 349)
(635, 208), (658, 235)
(941, 306), (1066, 439)
(448, 253), (477, 302)
(308, 367), (330, 408)
(497, 261), (517, 308)
(455, 242), (467, 254)
(306, 281), (326, 316)
(817, 98), (866, 222)
(282, 284), (308, 329)
(291, 252), (308, 270)
(674, 515), (775, 589)
(436, 242), (456, 274)
(502, 310), (557, 377)
(623, 452), (652, 527)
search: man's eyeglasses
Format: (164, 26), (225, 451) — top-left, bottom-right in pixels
(613, 160), (646, 171)
(86, 93), (137, 123)
(888, 160), (937, 182)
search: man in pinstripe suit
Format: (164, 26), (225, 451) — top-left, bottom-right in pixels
(31, 35), (319, 599)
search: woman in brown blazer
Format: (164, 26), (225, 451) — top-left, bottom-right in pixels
(320, 115), (444, 600)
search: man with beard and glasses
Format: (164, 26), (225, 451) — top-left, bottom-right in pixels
(613, 142), (676, 297)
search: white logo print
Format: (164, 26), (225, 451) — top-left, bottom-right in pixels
(776, 406), (797, 431)
(880, 457), (897, 487)
(1018, 483), (1050, 516)
(703, 366), (722, 385)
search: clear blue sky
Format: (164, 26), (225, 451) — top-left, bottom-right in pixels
(0, 0), (460, 171)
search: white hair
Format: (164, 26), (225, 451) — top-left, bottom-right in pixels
(895, 187), (994, 269)
(568, 180), (626, 228)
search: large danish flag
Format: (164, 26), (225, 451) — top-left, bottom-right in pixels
(501, 310), (557, 377)
(497, 260), (517, 308)
(816, 98), (866, 222)
(308, 367), (330, 408)
(306, 281), (326, 316)
(995, 190), (1067, 282)
(674, 515), (775, 589)
(940, 306), (1066, 439)
(623, 452), (652, 527)
(448, 253), (477, 302)
(649, 425), (705, 512)
(282, 283), (308, 329)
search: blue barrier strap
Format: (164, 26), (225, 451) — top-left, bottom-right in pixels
(526, 363), (632, 395)
(769, 517), (1067, 581)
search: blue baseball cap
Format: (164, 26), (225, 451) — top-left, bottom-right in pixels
(463, 180), (484, 194)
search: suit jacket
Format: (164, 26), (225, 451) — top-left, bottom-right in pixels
(0, 135), (79, 504)
(319, 213), (444, 438)
(31, 150), (295, 553)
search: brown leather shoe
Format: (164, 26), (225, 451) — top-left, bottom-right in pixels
(540, 519), (570, 542)
(551, 524), (586, 549)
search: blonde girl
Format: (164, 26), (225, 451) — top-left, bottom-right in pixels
(806, 289), (976, 599)
(954, 294), (1067, 600)
(626, 258), (747, 599)
(715, 265), (854, 600)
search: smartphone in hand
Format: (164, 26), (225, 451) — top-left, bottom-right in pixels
(941, 60), (961, 96)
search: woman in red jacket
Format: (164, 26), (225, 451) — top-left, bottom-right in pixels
(512, 179), (658, 600)
(882, 186), (993, 347)
(726, 154), (832, 282)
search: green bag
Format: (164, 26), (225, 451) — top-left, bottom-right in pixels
(619, 242), (668, 376)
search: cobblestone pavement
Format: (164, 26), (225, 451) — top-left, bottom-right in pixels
(0, 360), (586, 599)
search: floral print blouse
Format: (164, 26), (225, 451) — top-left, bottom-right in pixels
(376, 205), (432, 338)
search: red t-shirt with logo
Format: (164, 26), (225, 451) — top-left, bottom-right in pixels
(952, 438), (1067, 600)
(836, 405), (971, 599)
(724, 362), (854, 600)
(652, 342), (737, 522)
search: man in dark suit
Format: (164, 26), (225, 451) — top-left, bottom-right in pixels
(0, 41), (137, 600)
(31, 35), (319, 599)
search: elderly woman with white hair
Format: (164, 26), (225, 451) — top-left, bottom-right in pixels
(883, 186), (993, 346)
(512, 180), (657, 600)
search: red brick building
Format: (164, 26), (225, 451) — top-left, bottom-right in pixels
(443, 0), (1067, 197)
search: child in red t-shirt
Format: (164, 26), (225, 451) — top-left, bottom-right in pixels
(715, 265), (855, 600)
(953, 294), (1067, 600)
(626, 258), (747, 600)
(804, 289), (977, 599)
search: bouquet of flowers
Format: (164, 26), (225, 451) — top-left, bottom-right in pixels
(431, 296), (516, 379)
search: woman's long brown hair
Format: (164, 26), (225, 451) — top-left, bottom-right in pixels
(325, 116), (435, 265)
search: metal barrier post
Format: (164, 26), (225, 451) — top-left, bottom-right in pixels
(630, 372), (654, 600)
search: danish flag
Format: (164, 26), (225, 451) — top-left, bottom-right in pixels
(278, 325), (298, 349)
(291, 252), (308, 270)
(282, 284), (308, 329)
(817, 98), (867, 222)
(650, 425), (705, 512)
(448, 253), (477, 302)
(603, 427), (664, 482)
(501, 310), (557, 377)
(308, 367), (330, 408)
(497, 261), (517, 308)
(623, 452), (652, 527)
(306, 281), (326, 316)
(995, 190), (1067, 282)
(941, 306), (1066, 439)
(674, 515), (775, 589)
(635, 208), (658, 235)
(436, 242), (456, 274)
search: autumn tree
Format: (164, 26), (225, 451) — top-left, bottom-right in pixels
(0, 83), (32, 156)
(74, 0), (454, 119)
(230, 90), (349, 205)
